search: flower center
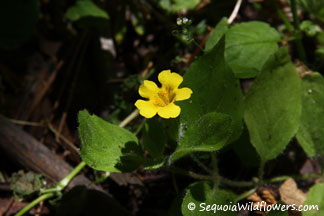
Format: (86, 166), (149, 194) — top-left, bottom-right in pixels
(153, 87), (176, 107)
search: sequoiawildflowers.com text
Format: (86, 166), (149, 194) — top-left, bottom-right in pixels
(186, 201), (319, 213)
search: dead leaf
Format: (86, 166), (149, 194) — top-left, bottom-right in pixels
(279, 178), (307, 207)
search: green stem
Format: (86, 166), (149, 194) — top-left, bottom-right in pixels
(291, 0), (300, 29)
(17, 162), (87, 216)
(258, 160), (265, 186)
(219, 177), (255, 187)
(276, 4), (294, 33)
(93, 171), (110, 185)
(190, 154), (213, 175)
(280, 36), (298, 42)
(191, 39), (204, 52)
(15, 193), (55, 216)
(267, 173), (323, 183)
(119, 109), (139, 128)
(211, 153), (220, 188)
(57, 161), (87, 190)
(290, 0), (307, 62)
(234, 188), (257, 203)
(169, 167), (255, 187)
(134, 119), (146, 136)
(168, 167), (215, 181)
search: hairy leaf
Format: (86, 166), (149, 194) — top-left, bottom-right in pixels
(244, 48), (301, 162)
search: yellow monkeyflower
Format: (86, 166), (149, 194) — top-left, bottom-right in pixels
(135, 70), (193, 119)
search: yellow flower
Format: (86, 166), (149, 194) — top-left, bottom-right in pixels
(135, 70), (193, 119)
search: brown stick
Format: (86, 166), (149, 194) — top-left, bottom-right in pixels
(0, 117), (89, 189)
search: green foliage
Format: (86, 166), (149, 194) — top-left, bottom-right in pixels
(181, 182), (236, 216)
(296, 72), (324, 156)
(179, 37), (243, 145)
(0, 0), (40, 49)
(300, 20), (321, 37)
(159, 0), (200, 12)
(172, 112), (232, 160)
(304, 183), (324, 216)
(244, 47), (301, 162)
(65, 0), (109, 22)
(225, 21), (281, 78)
(205, 17), (229, 51)
(5, 0), (324, 214)
(78, 110), (142, 172)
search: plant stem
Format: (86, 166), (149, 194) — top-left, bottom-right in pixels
(191, 39), (204, 52)
(276, 4), (294, 33)
(258, 160), (265, 186)
(17, 162), (87, 215)
(290, 0), (307, 62)
(168, 167), (215, 181)
(134, 119), (146, 136)
(56, 161), (87, 190)
(267, 173), (323, 183)
(169, 166), (255, 187)
(119, 109), (139, 128)
(190, 154), (213, 175)
(234, 188), (257, 203)
(15, 193), (55, 216)
(211, 153), (220, 187)
(228, 0), (243, 24)
(219, 177), (255, 187)
(290, 0), (300, 29)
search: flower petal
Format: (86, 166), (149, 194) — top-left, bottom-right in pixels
(139, 80), (159, 99)
(157, 103), (181, 119)
(175, 87), (193, 101)
(135, 100), (159, 118)
(158, 70), (183, 89)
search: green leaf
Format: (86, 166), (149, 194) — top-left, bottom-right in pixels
(65, 0), (109, 22)
(142, 118), (166, 157)
(304, 183), (324, 216)
(296, 72), (324, 156)
(225, 21), (281, 78)
(205, 17), (229, 51)
(181, 182), (236, 216)
(179, 37), (243, 144)
(172, 0), (200, 11)
(300, 20), (321, 37)
(159, 0), (171, 10)
(0, 0), (40, 49)
(157, 0), (199, 12)
(244, 47), (301, 162)
(78, 110), (141, 172)
(172, 112), (232, 161)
